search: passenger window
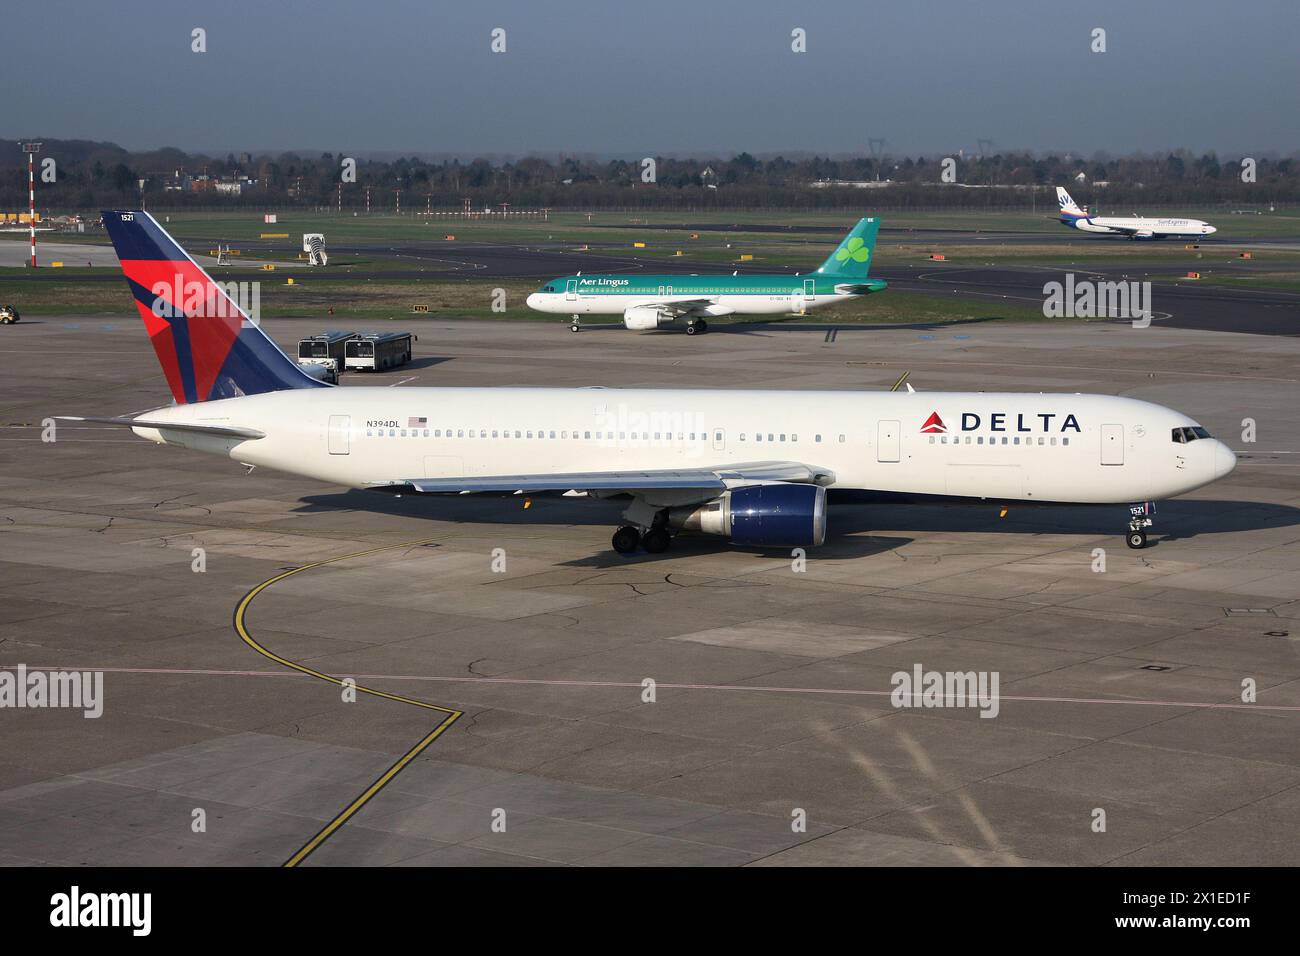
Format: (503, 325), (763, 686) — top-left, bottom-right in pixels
(815, 435), (822, 443)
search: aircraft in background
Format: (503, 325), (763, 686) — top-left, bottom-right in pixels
(1056, 186), (1216, 239)
(67, 210), (1235, 556)
(526, 217), (887, 334)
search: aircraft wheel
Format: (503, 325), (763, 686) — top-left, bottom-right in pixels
(695, 319), (708, 334)
(641, 528), (671, 554)
(685, 323), (698, 336)
(570, 324), (581, 333)
(1126, 530), (1147, 550)
(612, 526), (642, 555)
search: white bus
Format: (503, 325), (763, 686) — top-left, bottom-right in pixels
(344, 331), (416, 372)
(296, 330), (358, 383)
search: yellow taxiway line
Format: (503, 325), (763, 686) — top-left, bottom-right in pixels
(232, 538), (462, 867)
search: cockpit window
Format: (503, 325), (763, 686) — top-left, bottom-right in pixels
(1172, 426), (1212, 443)
(542, 285), (555, 292)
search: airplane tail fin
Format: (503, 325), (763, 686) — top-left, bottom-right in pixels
(1055, 186), (1087, 221)
(100, 210), (328, 405)
(816, 217), (880, 278)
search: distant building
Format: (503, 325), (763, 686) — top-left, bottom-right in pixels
(809, 179), (894, 189)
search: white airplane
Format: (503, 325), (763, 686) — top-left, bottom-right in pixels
(1056, 186), (1217, 240)
(525, 218), (887, 334)
(66, 210), (1236, 555)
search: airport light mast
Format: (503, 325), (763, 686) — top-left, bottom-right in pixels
(21, 142), (42, 267)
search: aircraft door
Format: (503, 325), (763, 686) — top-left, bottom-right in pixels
(712, 429), (725, 451)
(565, 279), (578, 301)
(1101, 423), (1124, 465)
(327, 415), (350, 455)
(877, 420), (901, 462)
(804, 278), (816, 303)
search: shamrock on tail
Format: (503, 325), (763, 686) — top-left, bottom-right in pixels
(835, 236), (871, 265)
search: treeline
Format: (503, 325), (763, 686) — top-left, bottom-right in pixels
(2, 139), (1296, 212)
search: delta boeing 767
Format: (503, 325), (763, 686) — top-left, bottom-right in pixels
(65, 211), (1235, 555)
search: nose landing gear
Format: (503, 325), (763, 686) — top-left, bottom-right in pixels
(1126, 502), (1155, 549)
(570, 314), (581, 333)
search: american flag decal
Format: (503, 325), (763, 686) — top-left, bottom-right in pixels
(408, 416), (427, 427)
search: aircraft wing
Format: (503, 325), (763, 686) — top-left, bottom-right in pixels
(373, 460), (835, 496)
(1097, 222), (1154, 238)
(628, 296), (717, 316)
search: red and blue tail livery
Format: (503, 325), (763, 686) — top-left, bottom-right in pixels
(101, 210), (328, 404)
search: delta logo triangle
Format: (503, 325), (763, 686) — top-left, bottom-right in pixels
(920, 411), (946, 433)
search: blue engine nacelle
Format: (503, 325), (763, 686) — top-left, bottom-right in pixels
(671, 483), (827, 548)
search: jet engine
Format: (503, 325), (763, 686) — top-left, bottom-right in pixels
(669, 484), (827, 547)
(623, 306), (675, 330)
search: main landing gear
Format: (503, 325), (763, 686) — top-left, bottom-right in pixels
(1126, 501), (1155, 549)
(684, 318), (708, 336)
(612, 511), (674, 555)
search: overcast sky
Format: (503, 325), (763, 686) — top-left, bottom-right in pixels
(9, 0), (1297, 157)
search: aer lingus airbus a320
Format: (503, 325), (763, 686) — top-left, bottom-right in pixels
(66, 211), (1235, 555)
(526, 217), (887, 334)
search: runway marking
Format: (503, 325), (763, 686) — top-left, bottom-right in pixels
(232, 538), (462, 867)
(5, 663), (1297, 714)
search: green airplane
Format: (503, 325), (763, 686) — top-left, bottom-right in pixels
(526, 217), (886, 334)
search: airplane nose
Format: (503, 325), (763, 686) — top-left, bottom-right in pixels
(1206, 226), (1217, 235)
(526, 293), (540, 309)
(1214, 440), (1237, 478)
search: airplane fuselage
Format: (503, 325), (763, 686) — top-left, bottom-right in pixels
(1061, 216), (1217, 239)
(525, 274), (887, 320)
(129, 387), (1234, 508)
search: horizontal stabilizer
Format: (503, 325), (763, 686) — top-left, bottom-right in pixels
(57, 415), (265, 440)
